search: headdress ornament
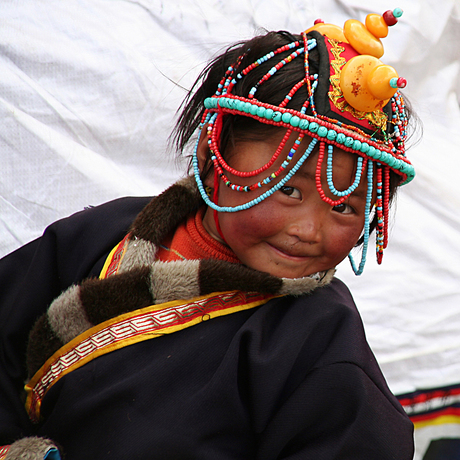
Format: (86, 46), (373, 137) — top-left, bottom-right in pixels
(192, 8), (415, 275)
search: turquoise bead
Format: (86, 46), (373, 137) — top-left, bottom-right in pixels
(299, 119), (309, 130)
(353, 140), (362, 151)
(345, 136), (354, 148)
(257, 106), (266, 118)
(265, 108), (274, 120)
(327, 130), (337, 141)
(290, 115), (300, 127)
(272, 111), (282, 122)
(374, 148), (382, 160)
(235, 100), (244, 112)
(309, 122), (319, 133)
(317, 126), (328, 137)
(360, 142), (369, 153)
(243, 102), (252, 113)
(336, 133), (346, 144)
(250, 104), (259, 115)
(281, 112), (292, 124)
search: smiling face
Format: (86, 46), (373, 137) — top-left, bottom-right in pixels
(198, 130), (371, 279)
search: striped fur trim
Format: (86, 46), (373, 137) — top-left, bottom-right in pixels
(27, 176), (334, 378)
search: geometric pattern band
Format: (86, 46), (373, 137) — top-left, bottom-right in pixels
(25, 290), (275, 423)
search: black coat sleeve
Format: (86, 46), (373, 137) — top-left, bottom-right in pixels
(0, 196), (150, 445)
(240, 279), (414, 460)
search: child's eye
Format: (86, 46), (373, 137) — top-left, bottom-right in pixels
(280, 186), (302, 199)
(332, 203), (354, 214)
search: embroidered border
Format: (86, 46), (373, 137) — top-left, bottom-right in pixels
(25, 290), (275, 423)
(0, 446), (9, 460)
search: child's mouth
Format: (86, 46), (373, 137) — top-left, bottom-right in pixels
(268, 243), (312, 261)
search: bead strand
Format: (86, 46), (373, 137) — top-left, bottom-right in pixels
(383, 166), (390, 249)
(326, 144), (364, 197)
(348, 160), (374, 275)
(315, 142), (368, 206)
(375, 164), (384, 264)
(248, 48), (305, 99)
(193, 137), (318, 212)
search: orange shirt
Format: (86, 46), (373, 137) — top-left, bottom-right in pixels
(156, 207), (240, 264)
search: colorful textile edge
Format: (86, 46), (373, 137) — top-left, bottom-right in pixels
(24, 290), (276, 423)
(398, 383), (460, 458)
(398, 383), (460, 430)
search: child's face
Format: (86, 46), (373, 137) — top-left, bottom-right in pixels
(200, 131), (371, 279)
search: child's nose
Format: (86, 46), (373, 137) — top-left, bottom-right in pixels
(286, 207), (323, 244)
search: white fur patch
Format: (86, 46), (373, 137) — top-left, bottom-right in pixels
(279, 269), (335, 296)
(150, 260), (200, 304)
(47, 285), (92, 344)
(119, 239), (157, 272)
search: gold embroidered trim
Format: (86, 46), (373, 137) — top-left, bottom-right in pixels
(25, 290), (276, 423)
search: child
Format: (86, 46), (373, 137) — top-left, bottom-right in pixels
(0, 10), (415, 460)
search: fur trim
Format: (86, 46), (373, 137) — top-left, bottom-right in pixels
(27, 177), (335, 379)
(80, 267), (154, 325)
(129, 176), (201, 243)
(150, 260), (201, 305)
(47, 285), (91, 345)
(27, 316), (63, 379)
(4, 437), (60, 460)
(280, 270), (335, 296)
(118, 238), (157, 272)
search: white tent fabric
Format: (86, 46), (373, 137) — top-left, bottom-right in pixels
(1, 0), (460, 457)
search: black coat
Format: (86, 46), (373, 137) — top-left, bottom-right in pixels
(0, 180), (413, 459)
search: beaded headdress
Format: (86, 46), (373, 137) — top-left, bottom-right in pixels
(192, 8), (415, 275)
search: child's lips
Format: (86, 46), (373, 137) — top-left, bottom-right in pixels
(268, 243), (312, 261)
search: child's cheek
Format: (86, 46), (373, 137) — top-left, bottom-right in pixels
(231, 203), (284, 239)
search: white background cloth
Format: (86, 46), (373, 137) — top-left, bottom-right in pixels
(1, 1), (460, 456)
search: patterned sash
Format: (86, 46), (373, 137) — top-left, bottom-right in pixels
(25, 289), (275, 423)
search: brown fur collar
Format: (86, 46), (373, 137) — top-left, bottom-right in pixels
(27, 177), (335, 378)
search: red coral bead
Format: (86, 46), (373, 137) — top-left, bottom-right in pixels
(383, 10), (398, 26)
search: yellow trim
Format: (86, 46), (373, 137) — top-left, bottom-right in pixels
(25, 291), (276, 420)
(99, 244), (116, 278)
(414, 414), (460, 430)
(99, 239), (126, 279)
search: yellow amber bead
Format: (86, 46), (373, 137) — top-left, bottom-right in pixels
(343, 19), (384, 58)
(340, 55), (389, 112)
(367, 65), (398, 100)
(304, 23), (348, 43)
(365, 14), (389, 38)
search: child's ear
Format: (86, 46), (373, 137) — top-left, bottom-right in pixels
(196, 124), (214, 187)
